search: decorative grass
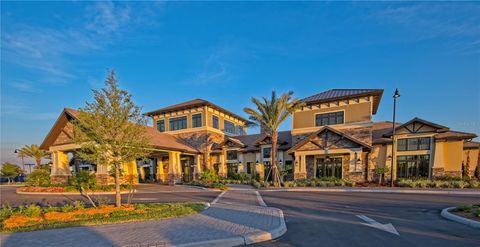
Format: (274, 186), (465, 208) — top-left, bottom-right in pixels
(0, 202), (204, 233)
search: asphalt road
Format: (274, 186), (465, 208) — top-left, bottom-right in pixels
(0, 185), (220, 207)
(255, 191), (480, 247)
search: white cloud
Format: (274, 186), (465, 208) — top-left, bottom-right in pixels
(85, 1), (131, 35)
(10, 81), (36, 93)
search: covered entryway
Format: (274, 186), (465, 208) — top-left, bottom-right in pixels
(316, 156), (342, 179)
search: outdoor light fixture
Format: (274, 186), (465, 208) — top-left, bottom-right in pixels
(325, 156), (331, 163)
(390, 88), (401, 187)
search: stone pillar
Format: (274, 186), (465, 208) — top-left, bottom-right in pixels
(51, 151), (71, 184)
(194, 154), (202, 180)
(219, 148), (227, 177)
(157, 159), (168, 184)
(168, 151), (182, 185)
(122, 160), (138, 185)
(294, 154), (307, 180)
(96, 163), (111, 185)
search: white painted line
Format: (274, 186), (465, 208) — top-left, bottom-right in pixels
(211, 190), (227, 205)
(255, 190), (267, 207)
(356, 215), (400, 236)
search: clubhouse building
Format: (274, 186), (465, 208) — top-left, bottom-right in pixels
(40, 89), (479, 184)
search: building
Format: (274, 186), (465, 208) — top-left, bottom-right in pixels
(40, 89), (479, 185)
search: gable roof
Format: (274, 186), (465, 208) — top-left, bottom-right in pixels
(288, 126), (372, 154)
(300, 89), (384, 114)
(40, 108), (199, 153)
(212, 131), (293, 152)
(464, 141), (480, 149)
(383, 117), (449, 137)
(144, 98), (252, 124)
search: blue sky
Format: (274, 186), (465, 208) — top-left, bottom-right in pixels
(1, 1), (479, 164)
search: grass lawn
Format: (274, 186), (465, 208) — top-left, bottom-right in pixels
(0, 202), (204, 233)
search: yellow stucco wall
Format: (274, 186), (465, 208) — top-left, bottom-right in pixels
(463, 148), (479, 173)
(293, 102), (372, 129)
(438, 141), (464, 172)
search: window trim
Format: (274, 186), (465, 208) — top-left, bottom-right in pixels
(168, 115), (188, 131)
(191, 113), (202, 128)
(314, 110), (345, 127)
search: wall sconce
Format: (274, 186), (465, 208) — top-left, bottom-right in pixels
(325, 156), (331, 163)
(387, 155), (392, 161)
(354, 152), (361, 164)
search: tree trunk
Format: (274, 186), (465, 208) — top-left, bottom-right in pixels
(271, 132), (279, 187)
(36, 159), (41, 168)
(465, 152), (471, 178)
(115, 164), (121, 207)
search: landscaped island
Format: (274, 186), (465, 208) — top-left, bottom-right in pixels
(0, 202), (204, 233)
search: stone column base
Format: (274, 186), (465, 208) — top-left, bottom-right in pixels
(51, 175), (71, 185)
(218, 172), (226, 178)
(294, 172), (306, 180)
(432, 168), (445, 177)
(444, 171), (462, 178)
(96, 174), (113, 185)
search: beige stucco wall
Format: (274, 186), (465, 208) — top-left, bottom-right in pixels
(292, 102), (372, 130)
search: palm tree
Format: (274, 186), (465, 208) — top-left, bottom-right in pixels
(244, 91), (304, 187)
(18, 144), (50, 168)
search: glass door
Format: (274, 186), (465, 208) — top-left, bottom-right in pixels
(316, 157), (342, 179)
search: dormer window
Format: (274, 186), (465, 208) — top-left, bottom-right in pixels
(315, 111), (344, 126)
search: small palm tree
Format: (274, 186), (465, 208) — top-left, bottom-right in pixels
(18, 144), (50, 168)
(244, 91), (304, 187)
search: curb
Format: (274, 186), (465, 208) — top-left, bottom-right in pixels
(260, 188), (480, 195)
(441, 207), (480, 229)
(175, 207), (287, 247)
(16, 190), (134, 195)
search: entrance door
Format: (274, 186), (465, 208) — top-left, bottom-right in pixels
(227, 163), (238, 178)
(264, 161), (273, 181)
(181, 159), (194, 183)
(316, 157), (342, 179)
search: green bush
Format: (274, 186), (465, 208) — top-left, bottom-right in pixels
(199, 169), (219, 183)
(61, 204), (75, 213)
(253, 181), (261, 189)
(24, 205), (42, 217)
(70, 170), (96, 191)
(0, 205), (14, 222)
(468, 179), (480, 188)
(26, 167), (51, 187)
(73, 201), (85, 210)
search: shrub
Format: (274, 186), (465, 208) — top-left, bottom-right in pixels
(24, 205), (42, 217)
(61, 204), (75, 213)
(468, 179), (480, 188)
(73, 201), (85, 210)
(253, 181), (261, 189)
(453, 181), (466, 189)
(70, 170), (96, 191)
(199, 169), (219, 183)
(0, 205), (14, 222)
(26, 167), (51, 187)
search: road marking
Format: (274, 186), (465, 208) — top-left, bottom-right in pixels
(356, 215), (400, 236)
(255, 190), (267, 207)
(211, 190), (227, 205)
(133, 198), (158, 201)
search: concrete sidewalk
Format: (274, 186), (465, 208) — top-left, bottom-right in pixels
(0, 185), (286, 247)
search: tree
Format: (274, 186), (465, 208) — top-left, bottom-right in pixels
(1, 163), (22, 184)
(244, 91), (304, 187)
(18, 144), (50, 168)
(73, 70), (150, 207)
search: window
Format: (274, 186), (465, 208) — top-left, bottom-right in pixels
(263, 147), (271, 159)
(315, 111), (344, 126)
(169, 116), (187, 131)
(224, 120), (236, 134)
(192, 113), (202, 128)
(316, 157), (342, 179)
(226, 150), (238, 160)
(397, 137), (430, 151)
(212, 115), (219, 129)
(397, 155), (430, 178)
(247, 162), (254, 174)
(156, 120), (165, 132)
(238, 126), (245, 136)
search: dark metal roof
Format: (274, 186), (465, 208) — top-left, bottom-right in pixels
(300, 89), (384, 114)
(144, 98), (252, 124)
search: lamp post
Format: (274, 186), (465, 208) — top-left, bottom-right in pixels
(14, 149), (25, 172)
(390, 88), (400, 187)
